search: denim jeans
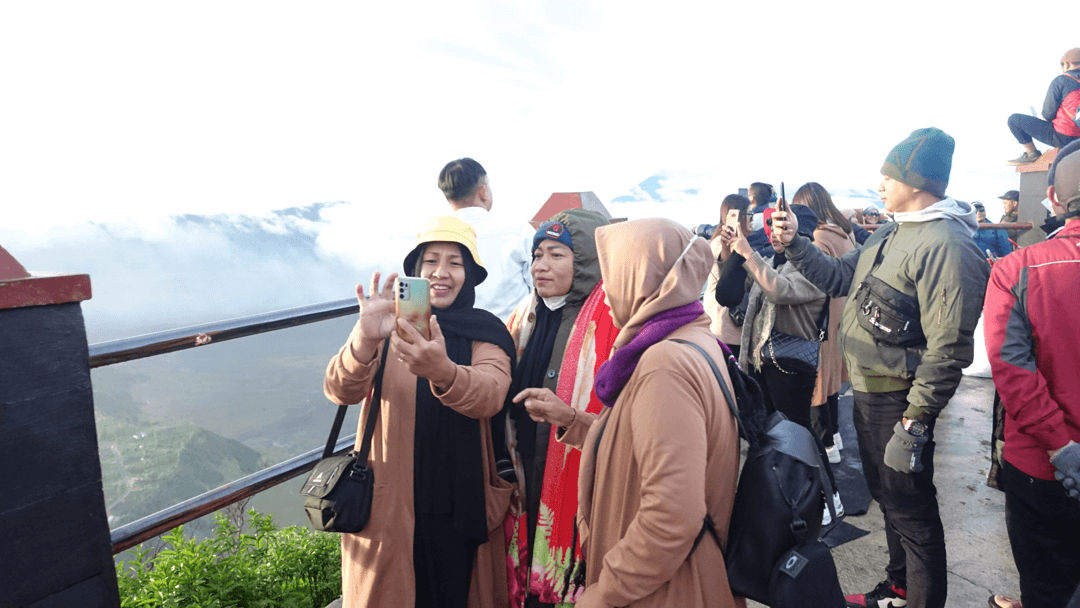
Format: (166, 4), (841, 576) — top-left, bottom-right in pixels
(853, 390), (947, 608)
(1008, 113), (1079, 148)
(1002, 459), (1080, 608)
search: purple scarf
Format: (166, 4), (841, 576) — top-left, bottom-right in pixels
(594, 301), (705, 407)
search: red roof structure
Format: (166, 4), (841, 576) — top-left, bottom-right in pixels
(530, 192), (612, 228)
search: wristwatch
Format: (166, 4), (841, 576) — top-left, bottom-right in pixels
(903, 418), (928, 437)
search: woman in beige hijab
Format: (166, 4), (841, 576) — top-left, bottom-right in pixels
(564, 218), (743, 608)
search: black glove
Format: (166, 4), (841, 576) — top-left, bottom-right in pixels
(884, 421), (929, 474)
(1051, 442), (1080, 501)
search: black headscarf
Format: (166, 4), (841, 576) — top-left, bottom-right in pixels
(505, 299), (563, 462)
(407, 243), (516, 546)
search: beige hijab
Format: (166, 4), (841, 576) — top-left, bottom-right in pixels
(595, 218), (714, 348)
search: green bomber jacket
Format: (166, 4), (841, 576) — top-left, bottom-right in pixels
(784, 204), (989, 422)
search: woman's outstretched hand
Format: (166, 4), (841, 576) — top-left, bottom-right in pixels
(720, 223), (753, 259)
(391, 316), (457, 390)
(351, 271), (398, 362)
(513, 387), (575, 427)
(356, 271), (398, 341)
(771, 203), (799, 248)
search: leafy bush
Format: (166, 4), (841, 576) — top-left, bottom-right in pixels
(115, 509), (340, 607)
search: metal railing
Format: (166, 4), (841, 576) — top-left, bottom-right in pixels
(860, 221), (1033, 232)
(91, 298), (359, 554)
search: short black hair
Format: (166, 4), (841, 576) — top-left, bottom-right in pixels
(438, 158), (487, 201)
(748, 182), (773, 205)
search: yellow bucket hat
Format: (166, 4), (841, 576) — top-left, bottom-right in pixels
(402, 215), (488, 284)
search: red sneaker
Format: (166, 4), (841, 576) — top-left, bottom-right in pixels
(845, 579), (908, 607)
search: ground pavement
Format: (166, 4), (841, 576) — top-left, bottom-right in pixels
(751, 374), (1019, 606)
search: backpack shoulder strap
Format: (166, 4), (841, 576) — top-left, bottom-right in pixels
(667, 338), (741, 438)
(667, 337), (739, 560)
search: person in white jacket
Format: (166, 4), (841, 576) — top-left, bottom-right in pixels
(439, 157), (533, 322)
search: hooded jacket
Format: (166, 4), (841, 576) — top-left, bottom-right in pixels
(785, 197), (989, 421)
(503, 208), (617, 605)
(567, 219), (740, 608)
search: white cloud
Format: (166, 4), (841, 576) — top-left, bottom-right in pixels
(1, 0), (1075, 242)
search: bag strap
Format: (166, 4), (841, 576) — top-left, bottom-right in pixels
(321, 338), (391, 459)
(814, 295), (831, 342)
(668, 339), (742, 439)
(667, 338), (738, 560)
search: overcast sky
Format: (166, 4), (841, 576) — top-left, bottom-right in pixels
(2, 1), (1075, 238)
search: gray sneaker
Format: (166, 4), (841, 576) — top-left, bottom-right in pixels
(1007, 150), (1042, 165)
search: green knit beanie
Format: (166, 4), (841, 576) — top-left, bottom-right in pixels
(881, 127), (954, 198)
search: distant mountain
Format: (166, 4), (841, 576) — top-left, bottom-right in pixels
(611, 174), (699, 203)
(5, 202), (369, 342)
(98, 414), (266, 528)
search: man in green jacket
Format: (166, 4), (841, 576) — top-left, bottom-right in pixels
(771, 128), (989, 608)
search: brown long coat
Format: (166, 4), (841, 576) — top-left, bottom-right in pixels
(810, 223), (856, 406)
(565, 219), (743, 608)
(323, 321), (513, 608)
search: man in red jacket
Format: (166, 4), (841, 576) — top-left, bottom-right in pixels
(1007, 48), (1080, 165)
(985, 139), (1080, 608)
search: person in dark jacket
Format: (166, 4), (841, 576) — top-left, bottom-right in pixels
(771, 128), (990, 608)
(1007, 48), (1080, 165)
(984, 139), (1080, 608)
(998, 190), (1024, 242)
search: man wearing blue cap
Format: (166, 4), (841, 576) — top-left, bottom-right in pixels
(984, 139), (1080, 608)
(770, 128), (990, 608)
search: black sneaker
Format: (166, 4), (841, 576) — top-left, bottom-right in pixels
(845, 579), (908, 607)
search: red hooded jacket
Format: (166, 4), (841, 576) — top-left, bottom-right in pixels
(984, 221), (1080, 480)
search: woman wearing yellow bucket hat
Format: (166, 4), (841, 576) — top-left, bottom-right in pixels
(323, 215), (517, 608)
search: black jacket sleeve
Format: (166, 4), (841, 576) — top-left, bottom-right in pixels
(715, 252), (749, 307)
(850, 220), (871, 245)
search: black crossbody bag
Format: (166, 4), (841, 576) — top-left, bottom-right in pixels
(761, 296), (831, 376)
(853, 227), (925, 347)
(300, 339), (390, 533)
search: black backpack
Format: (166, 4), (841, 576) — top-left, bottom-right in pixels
(671, 339), (844, 608)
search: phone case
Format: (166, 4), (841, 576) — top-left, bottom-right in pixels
(726, 209), (741, 229)
(395, 278), (431, 340)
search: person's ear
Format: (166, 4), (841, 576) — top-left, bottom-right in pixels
(477, 181), (491, 206)
(1047, 185), (1064, 213)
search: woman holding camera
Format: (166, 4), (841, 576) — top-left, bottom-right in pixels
(323, 215), (515, 608)
(715, 200), (826, 432)
(705, 194), (753, 356)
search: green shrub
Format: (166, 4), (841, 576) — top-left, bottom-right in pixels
(115, 509), (340, 607)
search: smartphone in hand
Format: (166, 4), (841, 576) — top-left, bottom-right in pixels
(725, 209), (741, 231)
(395, 277), (431, 340)
(777, 182), (787, 212)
